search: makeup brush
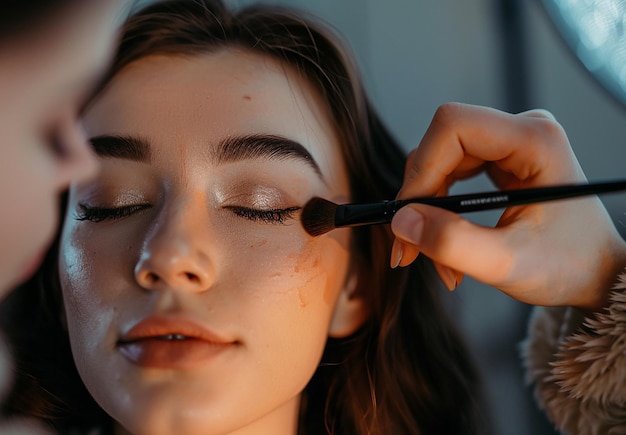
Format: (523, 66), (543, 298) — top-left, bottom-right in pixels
(301, 179), (626, 237)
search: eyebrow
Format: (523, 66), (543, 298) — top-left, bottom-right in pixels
(89, 135), (151, 162)
(88, 133), (324, 179)
(213, 134), (323, 179)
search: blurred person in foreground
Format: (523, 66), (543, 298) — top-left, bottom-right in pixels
(0, 0), (130, 431)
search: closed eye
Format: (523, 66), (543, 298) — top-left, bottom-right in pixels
(75, 203), (152, 222)
(225, 206), (300, 224)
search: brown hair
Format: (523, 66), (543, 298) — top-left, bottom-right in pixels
(1, 1), (490, 433)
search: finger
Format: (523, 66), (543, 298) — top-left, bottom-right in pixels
(391, 203), (516, 287)
(398, 103), (581, 200)
(518, 108), (557, 121)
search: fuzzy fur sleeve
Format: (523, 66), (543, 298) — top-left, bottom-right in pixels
(520, 270), (626, 435)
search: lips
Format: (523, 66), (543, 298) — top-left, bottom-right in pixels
(117, 316), (237, 369)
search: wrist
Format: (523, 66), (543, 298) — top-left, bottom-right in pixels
(578, 237), (626, 313)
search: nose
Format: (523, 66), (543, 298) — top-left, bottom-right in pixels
(134, 198), (216, 293)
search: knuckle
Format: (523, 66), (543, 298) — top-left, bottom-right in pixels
(404, 147), (419, 169)
(521, 108), (557, 122)
(520, 113), (569, 154)
(431, 102), (465, 127)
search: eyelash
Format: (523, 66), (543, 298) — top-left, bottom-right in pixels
(75, 204), (151, 222)
(74, 204), (300, 225)
(225, 206), (300, 224)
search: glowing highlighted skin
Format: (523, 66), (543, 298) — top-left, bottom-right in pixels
(62, 50), (362, 434)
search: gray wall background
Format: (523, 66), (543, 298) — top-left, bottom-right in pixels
(139, 0), (626, 433)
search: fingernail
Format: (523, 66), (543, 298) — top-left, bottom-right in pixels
(443, 269), (464, 291)
(441, 267), (458, 291)
(453, 271), (464, 290)
(392, 207), (424, 245)
(390, 239), (403, 269)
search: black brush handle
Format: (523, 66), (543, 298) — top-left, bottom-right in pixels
(407, 180), (626, 213)
(335, 179), (626, 228)
(335, 200), (402, 226)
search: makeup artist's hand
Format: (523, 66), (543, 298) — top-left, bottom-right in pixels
(390, 102), (626, 311)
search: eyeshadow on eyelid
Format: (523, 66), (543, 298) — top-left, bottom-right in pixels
(249, 186), (285, 208)
(113, 191), (150, 207)
(76, 187), (148, 207)
(214, 183), (291, 208)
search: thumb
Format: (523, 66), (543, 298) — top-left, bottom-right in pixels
(390, 204), (514, 287)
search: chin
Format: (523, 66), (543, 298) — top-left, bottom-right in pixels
(112, 398), (238, 435)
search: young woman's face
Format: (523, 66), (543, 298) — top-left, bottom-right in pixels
(62, 50), (364, 435)
(0, 1), (126, 295)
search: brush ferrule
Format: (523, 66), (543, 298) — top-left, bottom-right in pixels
(334, 200), (403, 227)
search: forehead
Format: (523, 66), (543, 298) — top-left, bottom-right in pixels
(83, 49), (347, 184)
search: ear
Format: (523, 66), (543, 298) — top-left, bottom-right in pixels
(329, 267), (368, 338)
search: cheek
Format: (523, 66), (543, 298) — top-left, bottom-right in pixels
(220, 227), (352, 394)
(289, 236), (347, 309)
(228, 226), (352, 336)
(59, 222), (126, 367)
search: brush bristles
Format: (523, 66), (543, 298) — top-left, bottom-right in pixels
(301, 197), (338, 237)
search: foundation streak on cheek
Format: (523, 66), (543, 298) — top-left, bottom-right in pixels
(292, 230), (351, 308)
(294, 247), (322, 308)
